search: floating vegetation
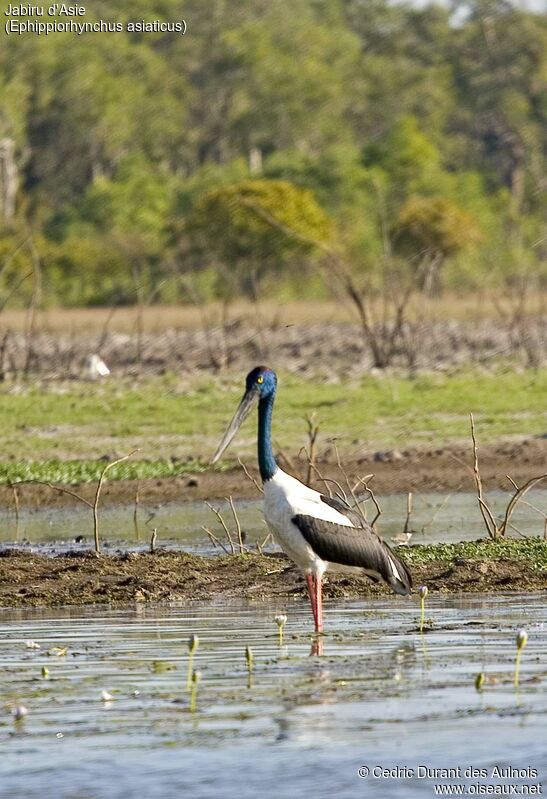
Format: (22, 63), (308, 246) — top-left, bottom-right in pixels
(401, 538), (547, 571)
(514, 629), (528, 688)
(186, 635), (199, 691)
(152, 660), (175, 673)
(47, 646), (68, 657)
(41, 667), (50, 679)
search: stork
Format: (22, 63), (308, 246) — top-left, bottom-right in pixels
(211, 366), (412, 635)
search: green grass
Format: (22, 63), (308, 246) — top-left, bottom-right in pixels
(401, 538), (547, 571)
(0, 367), (545, 483)
(0, 458), (212, 484)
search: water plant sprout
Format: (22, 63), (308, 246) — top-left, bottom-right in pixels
(418, 585), (428, 632)
(11, 704), (28, 722)
(186, 634), (199, 691)
(245, 645), (254, 688)
(275, 614), (287, 646)
(189, 670), (201, 713)
(514, 629), (528, 688)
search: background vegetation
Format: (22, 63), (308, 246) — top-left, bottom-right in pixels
(1, 0), (546, 308)
(0, 368), (545, 468)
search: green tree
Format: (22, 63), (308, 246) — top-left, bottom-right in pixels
(190, 179), (331, 298)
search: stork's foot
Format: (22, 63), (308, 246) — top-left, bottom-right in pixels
(310, 636), (324, 657)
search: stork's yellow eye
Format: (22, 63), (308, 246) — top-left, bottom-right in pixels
(257, 376), (264, 384)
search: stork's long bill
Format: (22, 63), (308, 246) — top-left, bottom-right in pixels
(210, 386), (259, 464)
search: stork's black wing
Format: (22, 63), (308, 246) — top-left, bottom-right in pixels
(292, 510), (412, 596)
(319, 494), (367, 528)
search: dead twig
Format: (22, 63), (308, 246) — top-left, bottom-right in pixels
(13, 449), (139, 552)
(227, 495), (245, 554)
(202, 526), (231, 555)
(470, 414), (498, 538)
(256, 531), (272, 555)
(204, 501), (236, 555)
(500, 473), (547, 537)
(354, 475), (382, 528)
(9, 481), (20, 540)
(93, 451), (139, 552)
(403, 492), (413, 536)
(470, 414), (547, 539)
(421, 493), (452, 534)
(133, 481), (140, 541)
(304, 413), (320, 487)
(238, 458), (263, 494)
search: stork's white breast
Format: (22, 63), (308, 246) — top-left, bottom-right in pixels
(263, 468), (353, 573)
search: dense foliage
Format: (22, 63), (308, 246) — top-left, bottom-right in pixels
(0, 0), (546, 305)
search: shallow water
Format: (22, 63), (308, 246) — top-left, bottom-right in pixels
(1, 489), (546, 553)
(0, 594), (545, 798)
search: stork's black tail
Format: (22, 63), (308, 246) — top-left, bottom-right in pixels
(375, 539), (413, 595)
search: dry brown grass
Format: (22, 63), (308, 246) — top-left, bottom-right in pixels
(0, 291), (545, 334)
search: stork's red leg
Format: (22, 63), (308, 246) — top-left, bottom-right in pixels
(315, 575), (323, 633)
(306, 573), (318, 629)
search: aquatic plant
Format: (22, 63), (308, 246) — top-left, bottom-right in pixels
(41, 667), (50, 678)
(418, 585), (428, 632)
(514, 629), (528, 688)
(186, 634), (199, 691)
(245, 645), (254, 688)
(189, 670), (201, 713)
(11, 704), (28, 721)
(474, 672), (485, 691)
(275, 614), (287, 646)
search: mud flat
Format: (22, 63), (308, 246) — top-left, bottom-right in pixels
(1, 438), (546, 510)
(0, 539), (545, 607)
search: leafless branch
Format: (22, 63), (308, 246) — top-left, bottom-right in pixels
(227, 495), (245, 554)
(238, 458), (263, 494)
(205, 501), (236, 555)
(304, 413), (320, 486)
(202, 526), (231, 555)
(92, 450), (140, 552)
(470, 413), (499, 538)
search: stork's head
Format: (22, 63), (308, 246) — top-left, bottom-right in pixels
(245, 365), (277, 399)
(211, 366), (277, 464)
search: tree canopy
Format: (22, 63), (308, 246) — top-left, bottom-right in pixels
(0, 0), (545, 305)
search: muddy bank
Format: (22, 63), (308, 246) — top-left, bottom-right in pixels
(1, 437), (545, 510)
(0, 545), (545, 607)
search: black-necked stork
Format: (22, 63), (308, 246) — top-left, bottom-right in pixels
(211, 366), (412, 634)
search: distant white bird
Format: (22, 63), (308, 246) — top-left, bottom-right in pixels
(86, 354), (110, 380)
(391, 531), (413, 546)
(211, 366), (412, 636)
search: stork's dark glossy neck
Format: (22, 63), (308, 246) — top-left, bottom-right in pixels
(257, 391), (278, 482)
